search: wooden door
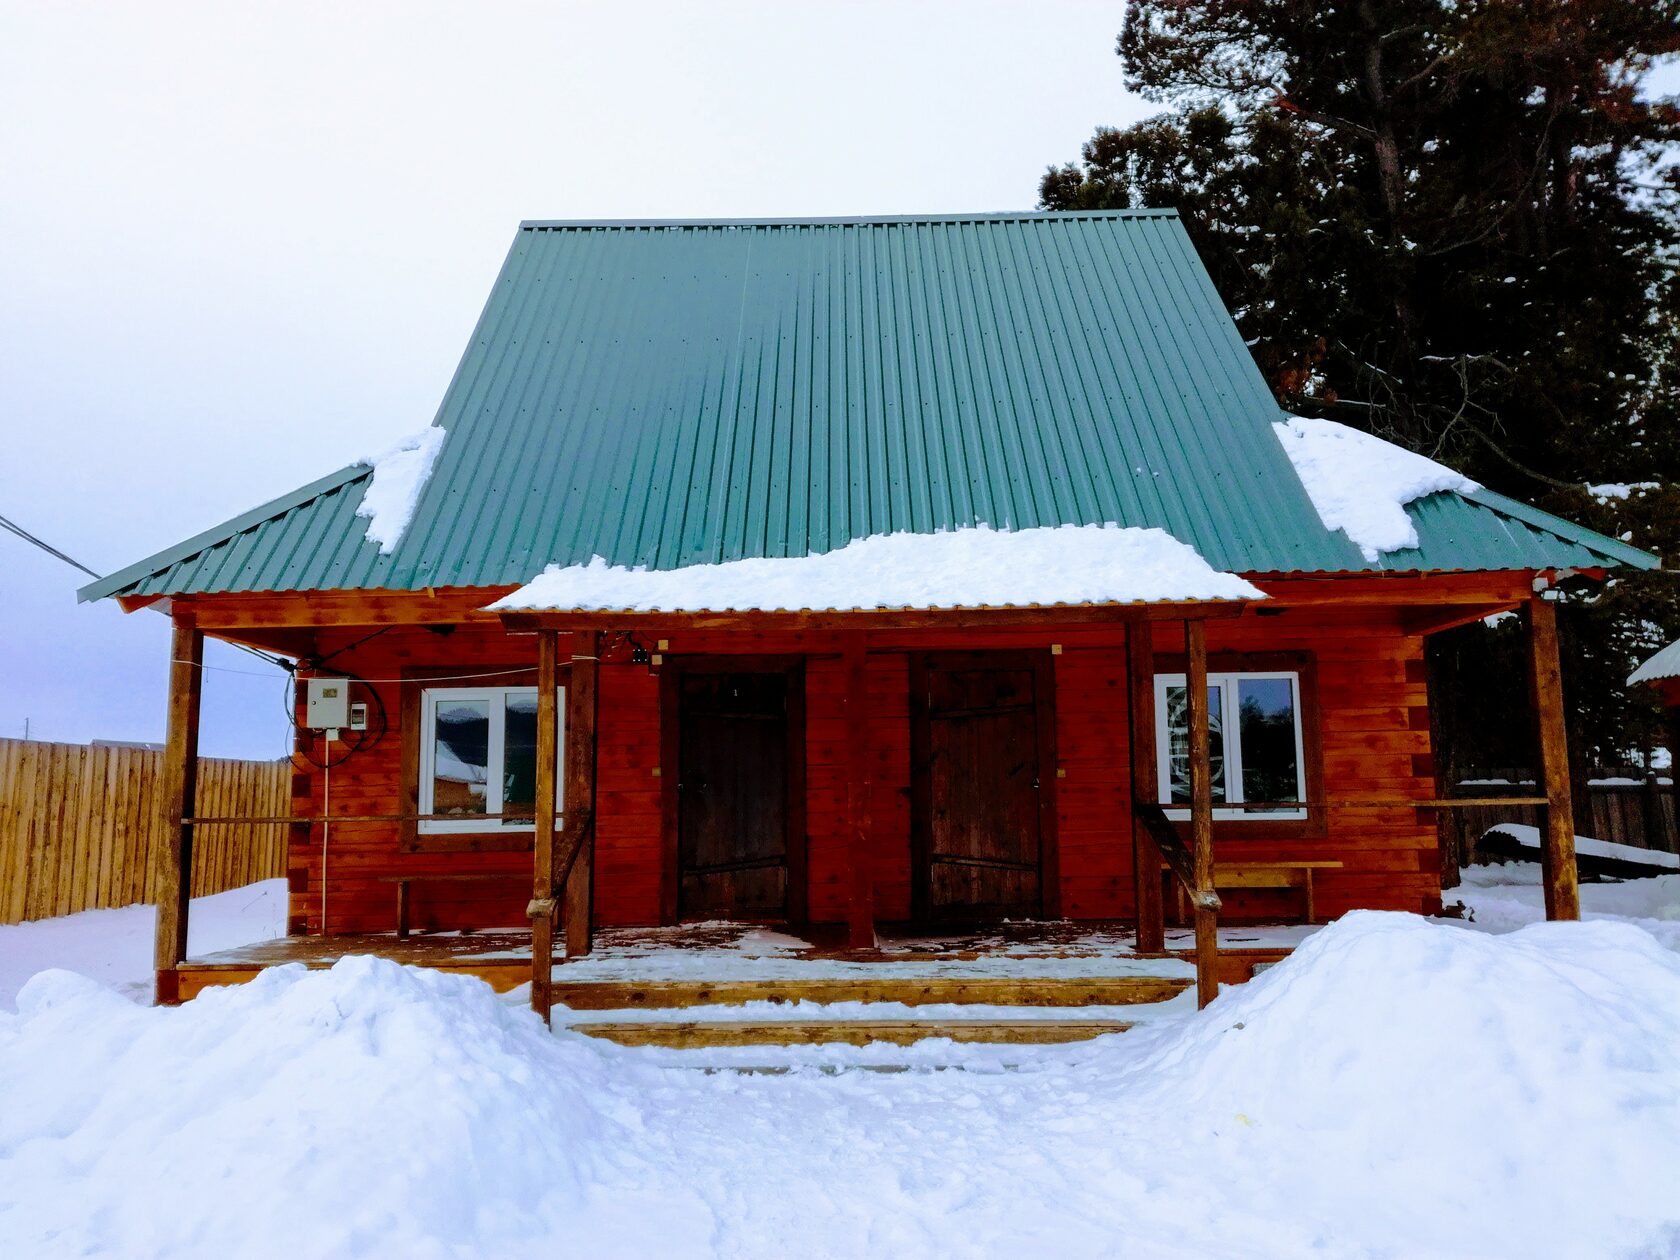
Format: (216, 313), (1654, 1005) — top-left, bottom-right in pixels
(912, 653), (1057, 923)
(675, 668), (801, 921)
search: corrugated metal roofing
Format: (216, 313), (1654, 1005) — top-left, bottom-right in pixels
(80, 211), (1656, 602)
(1630, 639), (1680, 686)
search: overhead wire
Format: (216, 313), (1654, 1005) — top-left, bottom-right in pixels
(2, 508), (290, 670)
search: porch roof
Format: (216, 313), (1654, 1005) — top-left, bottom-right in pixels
(80, 211), (1656, 605)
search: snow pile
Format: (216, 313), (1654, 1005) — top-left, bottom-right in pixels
(4, 915), (1680, 1256)
(493, 523), (1265, 613)
(0, 959), (651, 1257)
(1101, 912), (1680, 1255)
(1273, 415), (1480, 561)
(356, 425), (446, 553)
(1630, 638), (1680, 685)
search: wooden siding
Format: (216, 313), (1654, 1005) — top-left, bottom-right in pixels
(285, 608), (1438, 934)
(0, 738), (287, 925)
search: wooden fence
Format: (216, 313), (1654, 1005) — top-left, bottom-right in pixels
(0, 738), (288, 926)
(1445, 771), (1677, 867)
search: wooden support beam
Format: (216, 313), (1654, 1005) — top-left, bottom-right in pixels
(1526, 596), (1579, 920)
(529, 629), (560, 1022)
(1667, 705), (1680, 854)
(563, 630), (599, 957)
(1127, 624), (1165, 953)
(1184, 619), (1218, 1008)
(843, 636), (876, 948)
(1401, 604), (1522, 638)
(154, 614), (204, 1005)
(1250, 570), (1537, 608)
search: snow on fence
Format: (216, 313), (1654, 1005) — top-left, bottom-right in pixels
(0, 738), (288, 925)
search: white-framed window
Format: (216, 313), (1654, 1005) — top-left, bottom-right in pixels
(1154, 672), (1306, 821)
(418, 686), (563, 834)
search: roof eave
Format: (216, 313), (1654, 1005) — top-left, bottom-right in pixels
(1459, 487), (1661, 571)
(77, 463), (373, 603)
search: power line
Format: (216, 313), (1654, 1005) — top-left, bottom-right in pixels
(1, 508), (289, 670)
(0, 512), (101, 579)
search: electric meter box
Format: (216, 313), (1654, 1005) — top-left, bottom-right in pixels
(306, 678), (350, 731)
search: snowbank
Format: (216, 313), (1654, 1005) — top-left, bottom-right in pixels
(0, 960), (648, 1258)
(1630, 638), (1680, 685)
(1273, 415), (1479, 561)
(0, 879), (286, 1010)
(3, 914), (1678, 1257)
(492, 523), (1264, 614)
(356, 425), (446, 553)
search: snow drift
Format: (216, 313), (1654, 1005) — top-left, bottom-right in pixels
(356, 425), (446, 553)
(2, 914), (1677, 1258)
(1273, 415), (1480, 561)
(493, 522), (1265, 614)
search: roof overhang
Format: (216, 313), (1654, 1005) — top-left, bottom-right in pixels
(495, 600), (1251, 634)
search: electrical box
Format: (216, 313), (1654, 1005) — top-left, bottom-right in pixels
(349, 702), (369, 732)
(306, 678), (350, 731)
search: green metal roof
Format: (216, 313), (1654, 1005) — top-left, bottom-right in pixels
(80, 211), (1656, 603)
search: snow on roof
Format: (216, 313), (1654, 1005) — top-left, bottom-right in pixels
(1273, 416), (1480, 562)
(490, 523), (1265, 614)
(1630, 640), (1680, 687)
(356, 426), (446, 554)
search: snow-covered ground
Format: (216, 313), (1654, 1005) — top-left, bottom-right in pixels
(0, 880), (287, 1010)
(1451, 860), (1680, 950)
(1, 866), (1677, 1258)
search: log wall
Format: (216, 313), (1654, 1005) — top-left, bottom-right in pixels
(286, 607), (1438, 934)
(0, 737), (287, 925)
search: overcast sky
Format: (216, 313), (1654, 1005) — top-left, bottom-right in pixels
(0, 2), (1150, 757)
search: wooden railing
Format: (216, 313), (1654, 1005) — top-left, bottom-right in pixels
(1134, 800), (1220, 1005)
(1135, 801), (1221, 914)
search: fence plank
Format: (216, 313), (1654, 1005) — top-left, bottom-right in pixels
(0, 738), (288, 926)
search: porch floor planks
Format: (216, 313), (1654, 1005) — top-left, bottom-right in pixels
(554, 975), (1188, 1010)
(172, 918), (1299, 1001)
(574, 1018), (1137, 1048)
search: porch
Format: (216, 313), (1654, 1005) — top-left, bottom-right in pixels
(150, 571), (1587, 1021)
(173, 917), (1307, 1046)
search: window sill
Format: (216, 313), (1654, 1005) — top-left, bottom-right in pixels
(1162, 808), (1309, 823)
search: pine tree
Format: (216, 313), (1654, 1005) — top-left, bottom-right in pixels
(1043, 0), (1680, 826)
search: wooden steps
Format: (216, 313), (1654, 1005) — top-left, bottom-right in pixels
(572, 1017), (1136, 1048)
(551, 974), (1189, 1010)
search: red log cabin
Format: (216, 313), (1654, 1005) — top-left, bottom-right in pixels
(80, 212), (1658, 1015)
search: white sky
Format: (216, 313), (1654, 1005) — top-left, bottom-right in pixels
(0, 1), (1148, 757)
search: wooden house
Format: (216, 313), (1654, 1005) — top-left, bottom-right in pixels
(1632, 640), (1680, 835)
(80, 212), (1658, 1019)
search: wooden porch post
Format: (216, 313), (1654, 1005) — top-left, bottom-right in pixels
(154, 613), (203, 1005)
(1526, 594), (1580, 920)
(563, 630), (599, 957)
(1666, 703), (1680, 854)
(1127, 624), (1165, 953)
(1184, 619), (1218, 1007)
(529, 629), (560, 1022)
(843, 635), (876, 948)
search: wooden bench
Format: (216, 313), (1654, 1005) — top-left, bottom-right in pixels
(378, 872), (530, 937)
(1164, 860), (1344, 925)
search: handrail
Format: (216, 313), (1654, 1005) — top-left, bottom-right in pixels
(1134, 801), (1221, 912)
(554, 806), (596, 891)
